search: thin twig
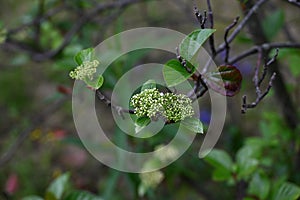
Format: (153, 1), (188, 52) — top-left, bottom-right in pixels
(215, 0), (269, 55)
(187, 76), (201, 98)
(206, 0), (216, 56)
(228, 42), (300, 64)
(196, 74), (209, 99)
(194, 6), (207, 29)
(224, 16), (240, 64)
(3, 0), (145, 61)
(95, 89), (134, 117)
(7, 5), (67, 35)
(176, 47), (192, 73)
(259, 48), (278, 86)
(254, 47), (263, 96)
(33, 0), (142, 61)
(33, 0), (45, 45)
(241, 51), (278, 113)
(241, 73), (276, 113)
(286, 0), (300, 8)
(188, 74), (209, 101)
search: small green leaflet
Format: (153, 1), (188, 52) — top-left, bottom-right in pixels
(73, 48), (104, 90)
(84, 75), (104, 90)
(179, 29), (216, 66)
(181, 117), (203, 134)
(204, 149), (234, 171)
(135, 116), (151, 133)
(236, 146), (259, 180)
(273, 182), (300, 200)
(248, 172), (270, 200)
(163, 29), (215, 87)
(141, 79), (156, 91)
(46, 172), (70, 200)
(163, 59), (195, 87)
(74, 48), (95, 65)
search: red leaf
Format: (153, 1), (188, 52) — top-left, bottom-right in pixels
(203, 65), (242, 97)
(5, 174), (19, 195)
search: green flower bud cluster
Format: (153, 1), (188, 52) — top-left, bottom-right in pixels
(130, 88), (194, 122)
(69, 60), (99, 80)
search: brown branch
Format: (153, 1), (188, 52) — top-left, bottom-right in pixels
(2, 0), (146, 61)
(285, 0), (300, 8)
(194, 6), (207, 29)
(215, 0), (269, 55)
(254, 47), (263, 96)
(33, 0), (144, 61)
(175, 47), (208, 101)
(241, 73), (276, 113)
(7, 5), (67, 35)
(176, 47), (193, 74)
(241, 50), (277, 113)
(95, 89), (135, 117)
(239, 0), (298, 130)
(195, 75), (209, 99)
(187, 74), (208, 101)
(259, 48), (278, 86)
(206, 0), (216, 56)
(228, 42), (300, 64)
(224, 16), (240, 64)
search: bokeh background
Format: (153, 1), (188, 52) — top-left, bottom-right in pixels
(0, 0), (300, 199)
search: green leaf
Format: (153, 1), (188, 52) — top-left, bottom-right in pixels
(135, 116), (151, 127)
(181, 117), (203, 133)
(203, 65), (242, 97)
(135, 116), (151, 133)
(64, 190), (103, 200)
(212, 167), (232, 181)
(245, 137), (266, 149)
(204, 149), (233, 171)
(22, 196), (44, 200)
(141, 79), (156, 91)
(179, 29), (216, 65)
(236, 145), (261, 161)
(84, 75), (104, 90)
(95, 76), (104, 89)
(74, 48), (95, 65)
(262, 9), (285, 39)
(236, 146), (260, 180)
(273, 182), (300, 200)
(248, 172), (270, 200)
(163, 59), (195, 87)
(46, 173), (70, 200)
